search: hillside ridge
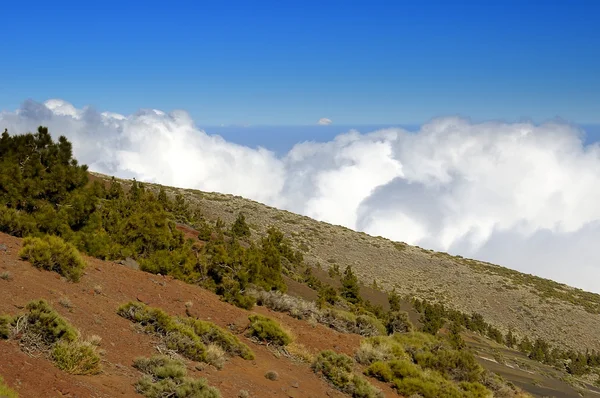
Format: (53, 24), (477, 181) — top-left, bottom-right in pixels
(89, 172), (600, 353)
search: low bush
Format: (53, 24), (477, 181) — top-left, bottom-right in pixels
(4, 300), (101, 375)
(355, 336), (408, 365)
(19, 235), (86, 282)
(386, 311), (413, 334)
(312, 350), (383, 398)
(364, 361), (393, 382)
(181, 318), (254, 360)
(118, 302), (254, 366)
(264, 370), (279, 381)
(247, 314), (292, 346)
(204, 344), (226, 370)
(0, 375), (18, 398)
(20, 299), (78, 344)
(133, 355), (221, 398)
(51, 340), (101, 375)
(117, 302), (207, 362)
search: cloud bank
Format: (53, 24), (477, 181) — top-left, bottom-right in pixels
(2, 99), (600, 293)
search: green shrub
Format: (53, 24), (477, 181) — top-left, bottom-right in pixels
(19, 235), (86, 282)
(312, 350), (354, 388)
(7, 300), (101, 374)
(355, 314), (387, 336)
(350, 375), (384, 398)
(312, 350), (383, 398)
(181, 318), (254, 360)
(364, 361), (393, 382)
(0, 375), (18, 398)
(133, 355), (221, 398)
(413, 348), (483, 383)
(117, 302), (207, 362)
(0, 315), (11, 339)
(393, 376), (461, 398)
(459, 381), (491, 397)
(119, 302), (255, 365)
(357, 332), (497, 398)
(51, 340), (101, 375)
(247, 314), (292, 346)
(386, 311), (413, 334)
(226, 293), (255, 310)
(231, 213), (251, 238)
(21, 299), (78, 344)
(388, 359), (421, 379)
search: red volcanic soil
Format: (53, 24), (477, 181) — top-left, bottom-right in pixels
(0, 232), (396, 398)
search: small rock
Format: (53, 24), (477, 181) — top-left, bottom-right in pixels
(0, 243), (7, 252)
(291, 382), (299, 388)
(118, 257), (140, 270)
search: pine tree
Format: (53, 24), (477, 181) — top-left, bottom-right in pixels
(388, 289), (401, 312)
(448, 321), (466, 350)
(340, 265), (361, 304)
(505, 328), (517, 348)
(231, 213), (251, 237)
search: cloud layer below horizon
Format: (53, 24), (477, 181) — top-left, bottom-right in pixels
(2, 99), (600, 293)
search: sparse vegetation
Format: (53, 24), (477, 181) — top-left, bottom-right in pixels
(133, 355), (221, 398)
(19, 235), (86, 282)
(118, 302), (254, 365)
(250, 289), (386, 337)
(0, 271), (12, 281)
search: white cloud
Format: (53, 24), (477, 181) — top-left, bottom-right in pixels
(2, 99), (600, 293)
(318, 117), (332, 125)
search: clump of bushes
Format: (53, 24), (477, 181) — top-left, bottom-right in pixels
(357, 332), (528, 398)
(117, 302), (254, 366)
(312, 350), (383, 398)
(19, 235), (86, 282)
(133, 355), (221, 398)
(1, 300), (101, 375)
(249, 289), (386, 337)
(118, 302), (207, 362)
(246, 314), (292, 346)
(0, 375), (18, 398)
(180, 318), (254, 360)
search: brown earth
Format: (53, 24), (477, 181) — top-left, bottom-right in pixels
(0, 232), (396, 398)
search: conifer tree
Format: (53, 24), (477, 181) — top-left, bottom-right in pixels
(340, 265), (361, 304)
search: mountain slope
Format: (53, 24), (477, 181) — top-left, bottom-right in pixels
(115, 174), (600, 353)
(0, 231), (386, 398)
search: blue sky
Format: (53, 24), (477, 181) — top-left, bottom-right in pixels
(1, 0), (599, 126)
